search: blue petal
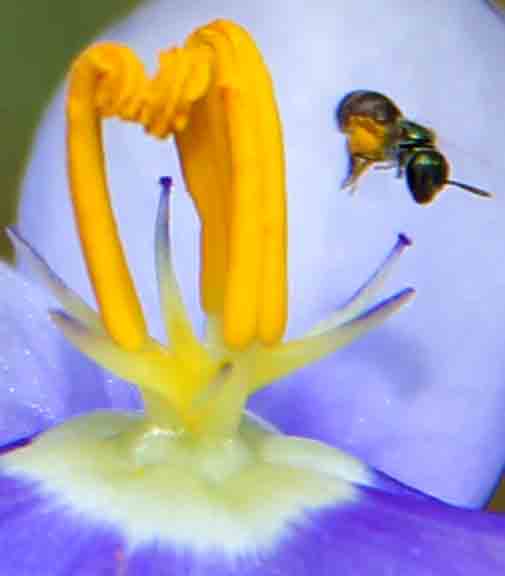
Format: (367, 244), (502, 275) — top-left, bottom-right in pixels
(0, 436), (503, 575)
(18, 1), (505, 507)
(0, 475), (123, 575)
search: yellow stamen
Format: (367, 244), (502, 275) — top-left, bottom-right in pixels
(66, 20), (287, 352)
(56, 20), (414, 438)
(177, 21), (287, 348)
(66, 44), (149, 351)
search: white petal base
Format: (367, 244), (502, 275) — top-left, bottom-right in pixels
(0, 411), (371, 556)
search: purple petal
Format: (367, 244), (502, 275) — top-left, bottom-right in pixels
(0, 449), (503, 575)
(18, 1), (505, 507)
(0, 475), (124, 575)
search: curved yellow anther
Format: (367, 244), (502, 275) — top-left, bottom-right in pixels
(176, 21), (287, 348)
(66, 44), (149, 351)
(66, 20), (287, 353)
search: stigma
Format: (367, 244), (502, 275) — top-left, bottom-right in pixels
(14, 20), (414, 439)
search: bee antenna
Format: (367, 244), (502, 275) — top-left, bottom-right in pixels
(446, 180), (493, 198)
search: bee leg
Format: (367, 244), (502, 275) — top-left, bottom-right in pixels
(341, 154), (374, 193)
(373, 161), (396, 171)
(395, 150), (408, 179)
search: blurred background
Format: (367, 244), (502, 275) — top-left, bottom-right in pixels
(0, 0), (144, 259)
(1, 0), (505, 508)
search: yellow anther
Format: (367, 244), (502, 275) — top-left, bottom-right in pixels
(177, 21), (287, 348)
(66, 44), (149, 351)
(66, 20), (287, 353)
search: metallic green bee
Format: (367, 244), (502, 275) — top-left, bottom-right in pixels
(337, 90), (492, 204)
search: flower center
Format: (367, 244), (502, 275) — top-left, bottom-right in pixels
(15, 19), (414, 440)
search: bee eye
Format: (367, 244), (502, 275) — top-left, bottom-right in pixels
(406, 150), (448, 204)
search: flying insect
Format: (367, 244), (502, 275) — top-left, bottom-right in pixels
(337, 90), (492, 204)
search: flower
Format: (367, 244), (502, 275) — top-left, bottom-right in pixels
(2, 16), (505, 574)
(19, 1), (505, 507)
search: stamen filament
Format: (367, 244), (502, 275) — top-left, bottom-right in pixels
(49, 310), (149, 387)
(309, 233), (412, 335)
(49, 309), (191, 414)
(251, 287), (415, 391)
(8, 227), (104, 333)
